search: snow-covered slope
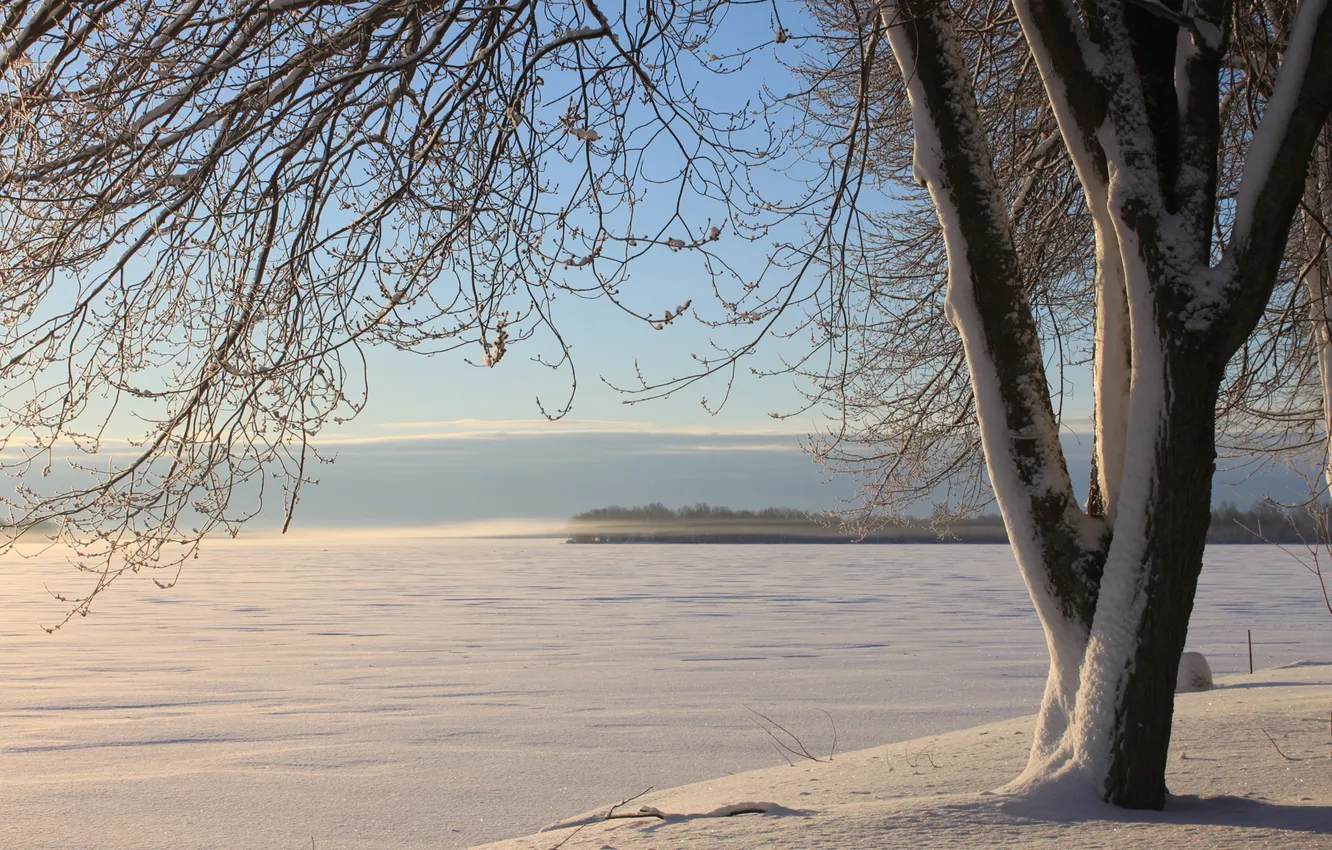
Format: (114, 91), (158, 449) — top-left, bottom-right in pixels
(478, 662), (1332, 849)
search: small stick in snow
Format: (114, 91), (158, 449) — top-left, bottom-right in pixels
(546, 822), (588, 850)
(1260, 728), (1300, 762)
(745, 705), (828, 763)
(607, 803), (776, 821)
(904, 743), (940, 769)
(606, 805), (669, 821)
(605, 786), (654, 819)
(815, 707), (838, 760)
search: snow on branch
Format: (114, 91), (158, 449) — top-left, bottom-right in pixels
(881, 0), (1103, 631)
(1230, 0), (1331, 251)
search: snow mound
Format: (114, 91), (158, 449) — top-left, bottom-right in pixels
(1176, 651), (1213, 692)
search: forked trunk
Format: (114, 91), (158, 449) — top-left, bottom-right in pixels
(882, 0), (1332, 811)
(1016, 304), (1223, 808)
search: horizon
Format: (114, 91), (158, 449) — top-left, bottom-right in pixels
(223, 418), (1321, 531)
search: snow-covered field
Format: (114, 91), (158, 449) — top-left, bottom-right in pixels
(1, 541), (1327, 849)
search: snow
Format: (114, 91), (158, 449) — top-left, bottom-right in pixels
(1091, 219), (1131, 519)
(1176, 651), (1214, 692)
(482, 662), (1332, 850)
(1054, 215), (1171, 793)
(1, 541), (1326, 849)
(880, 6), (1109, 780)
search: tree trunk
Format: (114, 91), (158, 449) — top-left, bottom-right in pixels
(882, 0), (1332, 811)
(1099, 354), (1220, 808)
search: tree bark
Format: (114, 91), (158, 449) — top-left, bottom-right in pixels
(880, 0), (1106, 773)
(1100, 351), (1221, 807)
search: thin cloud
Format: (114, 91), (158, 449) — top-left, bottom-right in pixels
(378, 417), (658, 431)
(216, 518), (572, 543)
(628, 441), (803, 455)
(316, 418), (807, 446)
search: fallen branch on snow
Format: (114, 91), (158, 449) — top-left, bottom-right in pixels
(606, 801), (789, 821)
(543, 798), (807, 839)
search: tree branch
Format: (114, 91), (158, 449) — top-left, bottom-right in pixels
(1218, 0), (1332, 354)
(884, 0), (1105, 628)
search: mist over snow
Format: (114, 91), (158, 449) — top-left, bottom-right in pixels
(7, 424), (1311, 533)
(278, 427), (1316, 529)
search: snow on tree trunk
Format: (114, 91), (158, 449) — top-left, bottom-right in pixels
(1070, 305), (1222, 808)
(879, 0), (1105, 779)
(1309, 238), (1332, 491)
(882, 0), (1332, 811)
(1090, 225), (1132, 520)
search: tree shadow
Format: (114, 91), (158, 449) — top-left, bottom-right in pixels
(1211, 680), (1331, 690)
(1154, 795), (1332, 834)
(1014, 795), (1332, 835)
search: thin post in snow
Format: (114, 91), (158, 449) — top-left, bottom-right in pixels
(1248, 629), (1254, 674)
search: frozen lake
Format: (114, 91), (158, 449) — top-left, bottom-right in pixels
(1, 540), (1328, 849)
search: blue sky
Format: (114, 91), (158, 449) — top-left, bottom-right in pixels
(15, 3), (1304, 533)
(270, 9), (1091, 529)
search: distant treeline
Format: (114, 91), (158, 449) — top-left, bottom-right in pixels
(1207, 501), (1332, 544)
(567, 501), (1332, 544)
(568, 503), (1007, 544)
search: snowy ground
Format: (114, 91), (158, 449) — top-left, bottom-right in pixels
(481, 662), (1332, 849)
(1, 540), (1328, 849)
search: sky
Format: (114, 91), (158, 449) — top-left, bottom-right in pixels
(284, 11), (913, 528)
(291, 311), (866, 526)
(269, 333), (1311, 531)
(5, 3), (1317, 534)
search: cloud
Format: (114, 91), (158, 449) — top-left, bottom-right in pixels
(313, 418), (807, 447)
(222, 517), (574, 543)
(626, 440), (803, 455)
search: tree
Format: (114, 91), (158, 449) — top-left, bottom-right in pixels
(822, 0), (1332, 810)
(0, 0), (793, 600)
(3, 0), (1332, 814)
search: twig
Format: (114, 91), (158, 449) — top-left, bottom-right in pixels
(816, 707), (838, 760)
(905, 743), (939, 768)
(606, 806), (668, 821)
(1260, 728), (1299, 762)
(606, 803), (774, 821)
(745, 705), (827, 763)
(767, 740), (795, 767)
(547, 822), (588, 849)
(606, 786), (654, 819)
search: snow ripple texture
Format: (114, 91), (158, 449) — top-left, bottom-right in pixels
(0, 541), (1325, 849)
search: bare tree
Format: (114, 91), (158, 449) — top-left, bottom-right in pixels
(790, 0), (1096, 517)
(797, 0), (1332, 810)
(0, 0), (813, 618)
